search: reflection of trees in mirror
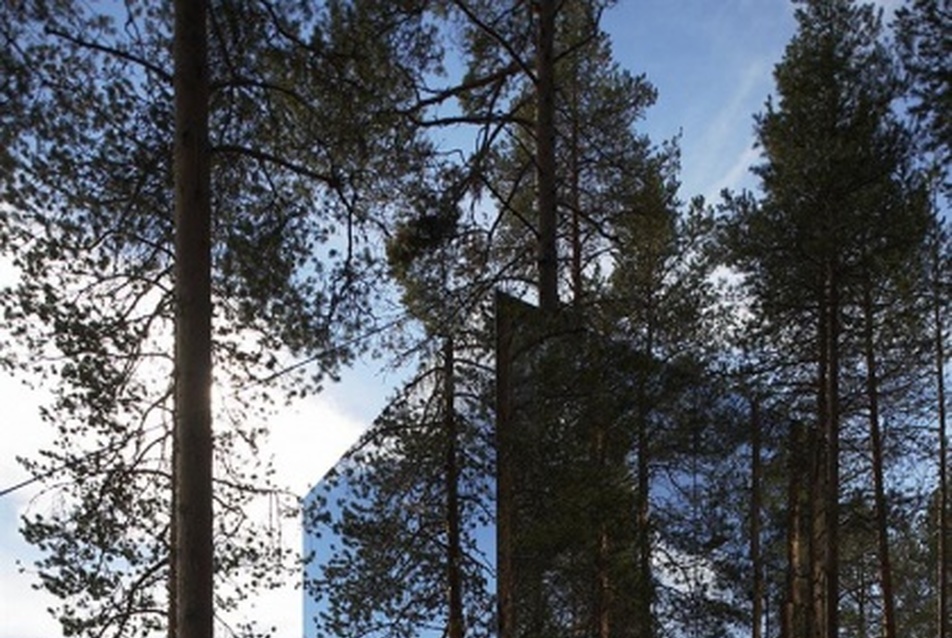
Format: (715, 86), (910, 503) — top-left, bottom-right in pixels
(304, 331), (496, 638)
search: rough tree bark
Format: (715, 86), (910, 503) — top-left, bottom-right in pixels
(784, 422), (813, 638)
(495, 292), (516, 638)
(568, 66), (583, 307)
(172, 2), (213, 638)
(169, 437), (178, 638)
(825, 268), (841, 638)
(634, 318), (654, 638)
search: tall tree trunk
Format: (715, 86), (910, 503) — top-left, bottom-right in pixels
(634, 321), (654, 638)
(811, 281), (830, 638)
(857, 568), (868, 638)
(935, 229), (949, 638)
(861, 280), (897, 638)
(495, 292), (516, 638)
(826, 269), (840, 638)
(596, 525), (611, 638)
(751, 398), (764, 638)
(172, 2), (213, 638)
(785, 422), (814, 638)
(169, 435), (178, 638)
(535, 0), (558, 314)
(567, 62), (609, 638)
(444, 338), (465, 638)
(592, 417), (611, 638)
(635, 409), (651, 638)
(813, 265), (840, 638)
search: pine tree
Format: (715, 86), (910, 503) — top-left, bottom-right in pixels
(0, 1), (446, 635)
(720, 2), (931, 636)
(607, 154), (743, 638)
(896, 0), (952, 185)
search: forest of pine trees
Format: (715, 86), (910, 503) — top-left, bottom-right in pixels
(0, 1), (949, 638)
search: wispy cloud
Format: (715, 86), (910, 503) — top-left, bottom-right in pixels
(715, 144), (762, 199)
(0, 557), (62, 638)
(684, 60), (770, 200)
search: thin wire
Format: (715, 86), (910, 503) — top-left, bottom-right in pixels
(0, 441), (126, 498)
(228, 312), (412, 396)
(1, 313), (415, 498)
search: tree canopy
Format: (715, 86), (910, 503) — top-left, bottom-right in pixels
(1, 2), (949, 638)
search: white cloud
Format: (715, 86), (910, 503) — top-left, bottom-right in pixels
(0, 552), (62, 638)
(684, 60), (770, 200)
(213, 392), (366, 635)
(250, 394), (367, 637)
(0, 379), (51, 503)
(264, 394), (367, 497)
(0, 251), (48, 496)
(0, 368), (60, 638)
(0, 244), (62, 638)
(214, 392), (368, 638)
(0, 364), (367, 638)
(714, 144), (762, 198)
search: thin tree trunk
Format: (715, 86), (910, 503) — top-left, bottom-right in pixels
(172, 2), (213, 638)
(861, 280), (897, 638)
(813, 264), (840, 638)
(812, 280), (830, 638)
(535, 0), (558, 314)
(635, 411), (651, 638)
(934, 229), (949, 638)
(596, 525), (611, 638)
(783, 421), (795, 638)
(495, 293), (516, 638)
(634, 321), (654, 638)
(169, 434), (178, 638)
(444, 337), (465, 638)
(858, 570), (867, 638)
(785, 422), (813, 638)
(751, 398), (763, 638)
(590, 415), (611, 638)
(568, 64), (583, 307)
(826, 269), (840, 638)
(565, 60), (608, 638)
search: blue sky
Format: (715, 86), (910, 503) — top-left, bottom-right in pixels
(606, 0), (904, 202)
(0, 1), (904, 637)
(605, 0), (792, 202)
